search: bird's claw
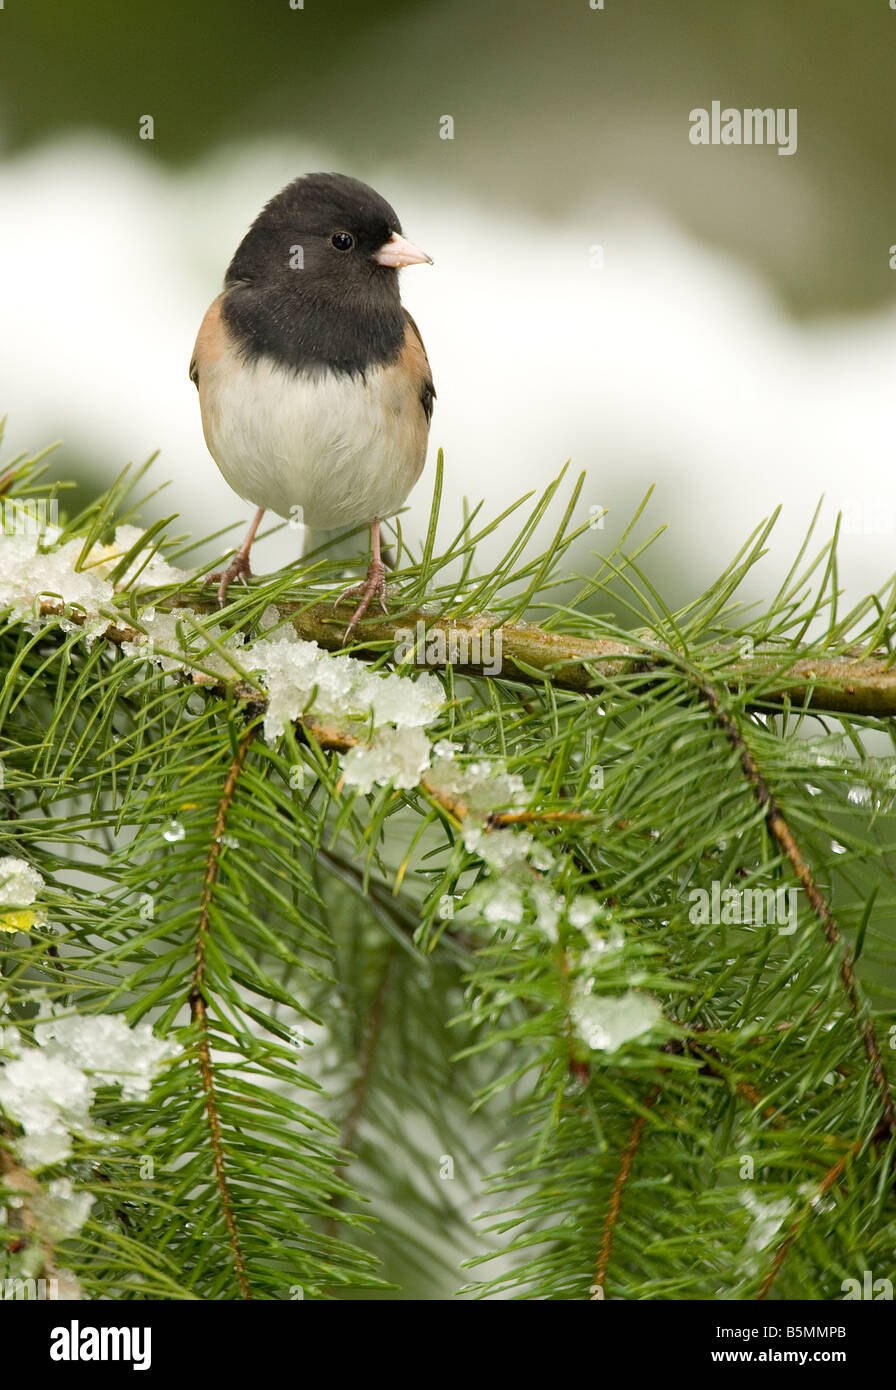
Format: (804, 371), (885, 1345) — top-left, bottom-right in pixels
(204, 553), (252, 608)
(335, 558), (389, 642)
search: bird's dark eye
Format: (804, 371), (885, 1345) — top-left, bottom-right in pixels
(331, 231), (354, 251)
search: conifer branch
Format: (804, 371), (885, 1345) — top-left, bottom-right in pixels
(590, 1038), (786, 1300)
(339, 951), (393, 1157)
(32, 600), (546, 827)
(689, 1044), (858, 1300)
(35, 597), (896, 717)
(5, 466), (896, 1301)
(189, 726), (256, 1300)
(591, 1084), (662, 1301)
(757, 1144), (860, 1300)
(695, 680), (896, 1143)
(29, 594), (896, 1296)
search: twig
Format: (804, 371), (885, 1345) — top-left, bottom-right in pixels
(695, 680), (896, 1144)
(592, 1032), (844, 1301)
(189, 726), (255, 1299)
(757, 1144), (860, 1299)
(35, 596), (896, 716)
(592, 1084), (662, 1300)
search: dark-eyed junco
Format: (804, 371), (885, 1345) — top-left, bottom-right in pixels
(190, 172), (435, 636)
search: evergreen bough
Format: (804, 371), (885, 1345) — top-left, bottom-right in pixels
(1, 434), (895, 1301)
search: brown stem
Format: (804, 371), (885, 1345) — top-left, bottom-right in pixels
(695, 681), (896, 1143)
(35, 597), (896, 716)
(592, 1085), (662, 1300)
(757, 1144), (859, 1299)
(188, 726), (255, 1300)
(591, 1030), (842, 1301)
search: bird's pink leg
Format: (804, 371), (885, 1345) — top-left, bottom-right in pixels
(336, 518), (389, 641)
(206, 507), (265, 607)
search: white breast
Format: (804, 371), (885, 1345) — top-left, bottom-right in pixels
(198, 350), (429, 530)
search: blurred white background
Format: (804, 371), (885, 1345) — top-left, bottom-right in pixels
(2, 0), (896, 617)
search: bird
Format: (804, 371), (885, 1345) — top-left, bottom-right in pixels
(190, 172), (435, 638)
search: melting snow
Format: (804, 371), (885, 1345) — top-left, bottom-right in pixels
(342, 727), (433, 793)
(251, 636), (444, 742)
(0, 857), (44, 906)
(0, 534), (114, 627)
(32, 1013), (178, 1101)
(740, 1191), (792, 1254)
(0, 857), (47, 934)
(426, 753), (527, 820)
(0, 525), (192, 634)
(0, 1013), (178, 1167)
(570, 986), (661, 1053)
(89, 525), (189, 589)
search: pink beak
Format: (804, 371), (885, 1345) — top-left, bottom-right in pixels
(373, 231), (433, 268)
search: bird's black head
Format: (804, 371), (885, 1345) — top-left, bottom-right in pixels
(225, 172), (429, 298)
(222, 173), (430, 374)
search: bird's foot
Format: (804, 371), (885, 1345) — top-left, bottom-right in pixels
(205, 552), (252, 608)
(335, 556), (389, 642)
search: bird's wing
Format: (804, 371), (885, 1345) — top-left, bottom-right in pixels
(403, 308), (436, 423)
(190, 294), (227, 389)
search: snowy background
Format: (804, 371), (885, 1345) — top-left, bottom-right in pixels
(1, 0), (895, 609)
